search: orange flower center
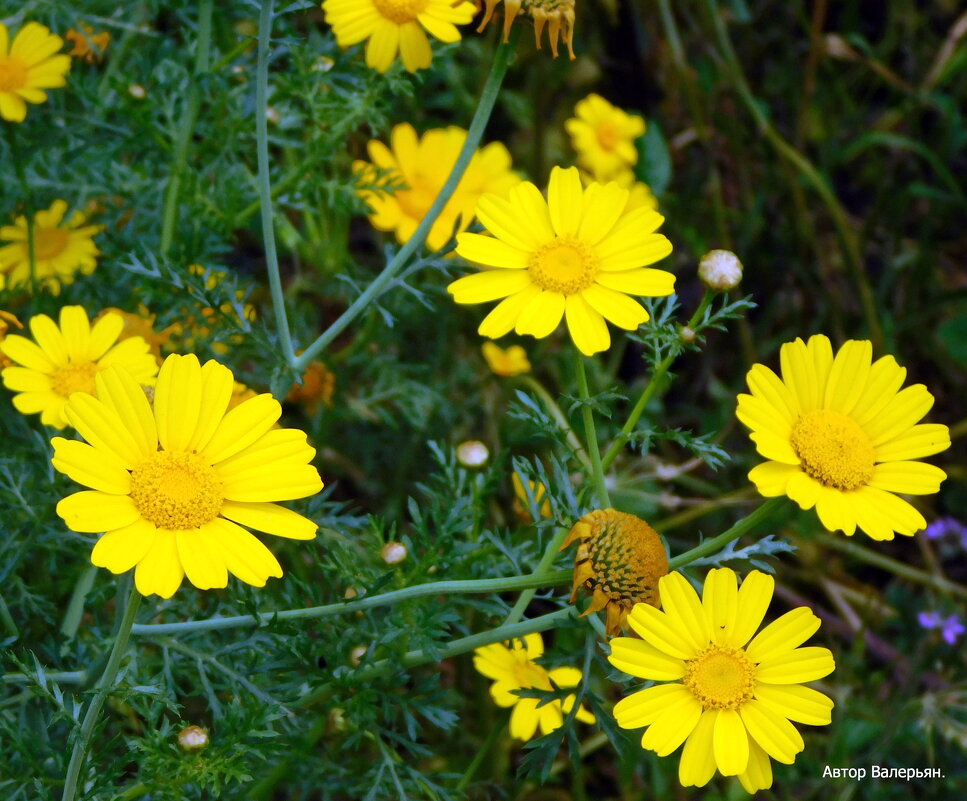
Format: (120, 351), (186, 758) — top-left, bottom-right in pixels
(129, 451), (224, 529)
(683, 645), (756, 711)
(372, 0), (430, 24)
(33, 227), (70, 261)
(0, 56), (27, 92)
(595, 121), (620, 151)
(50, 361), (99, 398)
(529, 238), (597, 295)
(790, 409), (875, 491)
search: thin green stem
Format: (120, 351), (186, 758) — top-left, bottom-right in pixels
(574, 352), (610, 507)
(61, 586), (142, 801)
(290, 27), (521, 372)
(3, 670), (87, 685)
(5, 126), (37, 298)
(455, 721), (506, 792)
(668, 497), (785, 569)
(502, 528), (569, 625)
(61, 564), (97, 640)
(601, 290), (714, 471)
(158, 0), (213, 259)
(256, 0), (295, 362)
(518, 375), (592, 471)
(131, 571), (572, 636)
(0, 593), (18, 640)
(704, 0), (883, 348)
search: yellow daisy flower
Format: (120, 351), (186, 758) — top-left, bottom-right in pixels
(737, 335), (950, 541)
(481, 341), (530, 376)
(354, 123), (520, 252)
(1, 306), (157, 429)
(609, 569), (835, 793)
(448, 166), (674, 356)
(51, 353), (324, 599)
(473, 633), (595, 740)
(0, 21), (71, 122)
(0, 200), (103, 293)
(565, 94), (645, 181)
(322, 0), (476, 73)
(560, 509), (668, 636)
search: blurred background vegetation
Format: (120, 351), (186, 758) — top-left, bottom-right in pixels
(0, 0), (965, 798)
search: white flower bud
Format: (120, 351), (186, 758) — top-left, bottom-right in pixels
(380, 541), (407, 565)
(177, 725), (209, 751)
(456, 440), (489, 468)
(698, 249), (743, 291)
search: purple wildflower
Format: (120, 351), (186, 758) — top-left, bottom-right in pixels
(924, 517), (967, 548)
(919, 611), (965, 644)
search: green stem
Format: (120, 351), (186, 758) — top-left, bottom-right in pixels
(61, 564), (97, 640)
(502, 528), (569, 625)
(455, 721), (506, 792)
(61, 585), (141, 801)
(0, 593), (18, 640)
(158, 0), (212, 260)
(3, 670), (87, 685)
(601, 291), (714, 471)
(574, 352), (610, 507)
(290, 27), (521, 372)
(256, 0), (295, 362)
(668, 497), (784, 569)
(704, 0), (882, 348)
(130, 571), (571, 636)
(5, 126), (37, 298)
(518, 375), (592, 471)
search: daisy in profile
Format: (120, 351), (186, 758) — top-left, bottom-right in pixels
(737, 335), (950, 540)
(0, 200), (103, 292)
(322, 0), (476, 73)
(473, 633), (594, 740)
(1, 306), (157, 429)
(354, 123), (519, 252)
(609, 569), (834, 793)
(51, 354), (323, 598)
(448, 166), (674, 355)
(0, 21), (71, 122)
(565, 94), (645, 181)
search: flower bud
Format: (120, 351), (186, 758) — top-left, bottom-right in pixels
(680, 326), (696, 344)
(456, 440), (489, 468)
(698, 249), (743, 291)
(380, 541), (407, 565)
(128, 84), (146, 100)
(177, 725), (209, 752)
(349, 645), (368, 666)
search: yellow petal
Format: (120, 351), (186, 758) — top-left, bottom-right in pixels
(748, 461), (800, 497)
(186, 359), (234, 453)
(713, 708), (749, 775)
(134, 529), (184, 599)
(738, 699), (804, 764)
(754, 646), (835, 684)
(51, 437), (132, 494)
(365, 18), (400, 73)
(448, 269), (532, 303)
(613, 683), (690, 729)
(2, 366), (52, 392)
(594, 267), (675, 297)
(657, 572), (710, 654)
(476, 193), (539, 251)
(731, 570), (775, 648)
(874, 423), (950, 461)
(29, 313), (68, 364)
(1, 334), (57, 372)
(581, 284), (648, 330)
(850, 354), (907, 425)
(824, 339), (872, 414)
(639, 692), (703, 756)
(869, 461), (946, 495)
(608, 636), (686, 680)
(577, 182), (627, 244)
(754, 683), (833, 726)
(478, 285), (541, 339)
(59, 306), (91, 361)
(746, 607), (821, 664)
(397, 21), (431, 72)
(57, 491), (140, 533)
(88, 312), (125, 361)
(745, 363), (799, 422)
(779, 337), (822, 413)
(202, 394), (282, 464)
(678, 711), (718, 788)
(737, 738), (774, 793)
(547, 167), (584, 237)
(515, 290), (565, 339)
(206, 518), (283, 587)
(65, 393), (143, 467)
(702, 567), (738, 646)
(564, 293), (610, 356)
(626, 603), (699, 661)
(91, 518), (158, 574)
(454, 232), (529, 269)
(510, 697), (540, 740)
(219, 501), (318, 540)
(94, 366), (157, 459)
(154, 354), (202, 452)
(852, 487), (926, 539)
(177, 527), (229, 590)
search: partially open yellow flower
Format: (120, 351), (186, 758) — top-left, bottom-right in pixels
(1, 306), (157, 429)
(609, 569), (835, 793)
(51, 353), (323, 598)
(322, 0), (476, 73)
(354, 123), (520, 252)
(449, 166), (674, 355)
(481, 341), (531, 376)
(0, 200), (103, 293)
(478, 0), (577, 59)
(512, 471), (552, 521)
(473, 633), (595, 740)
(561, 509), (668, 636)
(737, 335), (950, 540)
(0, 22), (71, 122)
(566, 94), (645, 181)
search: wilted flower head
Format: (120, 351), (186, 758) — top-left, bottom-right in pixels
(478, 0), (577, 59)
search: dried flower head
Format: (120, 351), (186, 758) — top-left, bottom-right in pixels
(478, 0), (577, 59)
(561, 509), (668, 635)
(65, 24), (110, 62)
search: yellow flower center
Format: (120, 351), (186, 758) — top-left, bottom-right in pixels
(372, 0), (430, 24)
(50, 362), (99, 398)
(595, 121), (620, 151)
(33, 227), (70, 261)
(584, 511), (667, 604)
(529, 238), (597, 295)
(789, 409), (875, 491)
(683, 645), (756, 710)
(129, 451), (224, 530)
(0, 57), (27, 92)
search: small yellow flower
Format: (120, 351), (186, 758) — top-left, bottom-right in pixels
(0, 22), (71, 122)
(478, 0), (577, 59)
(0, 200), (103, 293)
(287, 360), (335, 415)
(322, 0), (476, 73)
(565, 94), (645, 181)
(473, 633), (595, 740)
(560, 509), (668, 636)
(449, 166), (674, 355)
(168, 265), (256, 356)
(0, 310), (24, 368)
(737, 335), (950, 540)
(609, 569), (835, 792)
(0, 306), (158, 429)
(481, 341), (530, 376)
(51, 353), (324, 598)
(65, 24), (110, 62)
(511, 471), (552, 521)
(354, 123), (520, 252)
